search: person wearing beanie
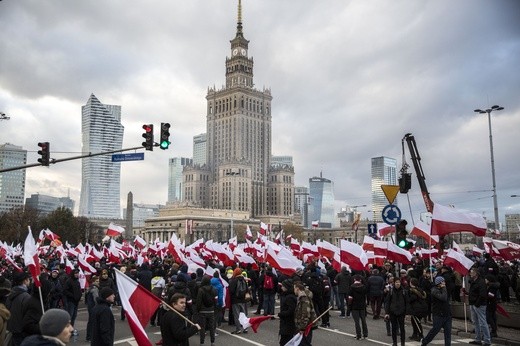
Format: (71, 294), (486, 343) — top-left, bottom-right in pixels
(20, 308), (73, 345)
(384, 278), (407, 346)
(278, 279), (297, 346)
(6, 271), (31, 346)
(350, 275), (368, 340)
(195, 276), (217, 345)
(0, 276), (12, 345)
(420, 271), (451, 346)
(89, 287), (115, 346)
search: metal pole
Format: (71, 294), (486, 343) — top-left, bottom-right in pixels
(486, 110), (500, 237)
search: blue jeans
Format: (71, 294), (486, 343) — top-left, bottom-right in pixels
(421, 314), (451, 345)
(263, 292), (275, 316)
(470, 305), (491, 344)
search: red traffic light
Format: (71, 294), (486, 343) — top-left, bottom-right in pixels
(143, 124), (153, 133)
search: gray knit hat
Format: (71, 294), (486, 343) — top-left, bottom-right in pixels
(40, 309), (71, 337)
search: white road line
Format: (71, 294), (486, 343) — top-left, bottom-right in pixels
(216, 328), (267, 346)
(321, 327), (392, 346)
(114, 337), (137, 344)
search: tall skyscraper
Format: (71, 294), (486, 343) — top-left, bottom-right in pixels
(0, 143), (27, 214)
(309, 174), (336, 228)
(168, 157), (193, 203)
(294, 186), (309, 226)
(193, 133), (207, 166)
(183, 1), (294, 217)
(371, 156), (397, 222)
(79, 94), (124, 219)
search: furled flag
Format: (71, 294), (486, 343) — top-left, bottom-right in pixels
(431, 203), (486, 236)
(115, 269), (162, 346)
(238, 312), (271, 333)
(24, 227), (41, 287)
(443, 249), (474, 275)
(410, 220), (439, 245)
(106, 223), (125, 237)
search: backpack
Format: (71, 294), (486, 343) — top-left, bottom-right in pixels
(263, 275), (274, 290)
(235, 279), (247, 299)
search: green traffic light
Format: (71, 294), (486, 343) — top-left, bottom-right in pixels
(398, 240), (407, 248)
(160, 141), (170, 149)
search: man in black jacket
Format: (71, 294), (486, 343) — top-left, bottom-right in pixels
(350, 275), (368, 340)
(62, 269), (82, 336)
(195, 276), (216, 346)
(160, 293), (200, 346)
(468, 268), (491, 346)
(334, 267), (351, 318)
(367, 269), (385, 319)
(6, 272), (31, 346)
(89, 287), (115, 346)
(277, 279), (297, 346)
(420, 276), (451, 346)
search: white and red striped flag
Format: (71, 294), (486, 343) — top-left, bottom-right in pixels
(259, 222), (269, 236)
(431, 203), (486, 237)
(472, 246), (484, 257)
(410, 220), (439, 245)
(377, 223), (395, 237)
(238, 312), (272, 333)
(339, 240), (368, 271)
(115, 268), (162, 346)
(24, 227), (41, 287)
(443, 249), (474, 275)
(133, 235), (147, 249)
(491, 239), (520, 260)
(387, 242), (412, 264)
(245, 225), (253, 240)
(106, 223), (125, 237)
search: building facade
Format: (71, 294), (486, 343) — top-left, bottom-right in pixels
(182, 1), (294, 219)
(168, 157), (193, 203)
(0, 143), (27, 214)
(371, 156), (397, 222)
(25, 193), (74, 215)
(193, 133), (207, 166)
(79, 94), (124, 219)
(294, 186), (309, 226)
(505, 213), (520, 242)
(309, 174), (336, 228)
(271, 155), (293, 168)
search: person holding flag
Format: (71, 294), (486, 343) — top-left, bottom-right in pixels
(293, 282), (315, 346)
(160, 293), (200, 346)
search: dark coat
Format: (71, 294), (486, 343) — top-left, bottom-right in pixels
(335, 269), (351, 294)
(137, 267), (153, 291)
(469, 275), (487, 307)
(21, 335), (62, 346)
(160, 309), (199, 346)
(6, 286), (31, 335)
(350, 282), (367, 310)
(277, 289), (297, 336)
(63, 276), (82, 303)
(195, 280), (217, 313)
(384, 287), (407, 316)
(407, 287), (428, 317)
(90, 299), (115, 346)
(430, 286), (450, 317)
(229, 276), (248, 304)
(259, 271), (278, 294)
(366, 275), (385, 297)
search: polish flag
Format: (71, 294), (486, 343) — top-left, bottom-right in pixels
(24, 228), (41, 287)
(472, 246), (484, 257)
(373, 240), (388, 257)
(289, 237), (300, 252)
(238, 312), (272, 333)
(387, 242), (412, 264)
(443, 249), (474, 275)
(419, 248), (439, 258)
(431, 203), (486, 236)
(245, 226), (253, 240)
(452, 241), (463, 253)
(115, 269), (162, 346)
(377, 223), (395, 237)
(410, 221), (439, 245)
(265, 246), (300, 276)
(64, 256), (75, 275)
(284, 333), (303, 346)
(106, 223), (125, 237)
(317, 239), (338, 259)
(301, 241), (319, 257)
(228, 236), (238, 251)
(5, 254), (23, 272)
(133, 235), (147, 249)
(259, 222), (269, 236)
(339, 240), (368, 271)
(362, 236), (374, 251)
(491, 239), (520, 260)
(275, 230), (284, 245)
(78, 255), (97, 274)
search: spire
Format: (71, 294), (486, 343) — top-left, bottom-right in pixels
(236, 0), (243, 37)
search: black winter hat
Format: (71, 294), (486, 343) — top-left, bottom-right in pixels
(40, 309), (71, 337)
(100, 287), (115, 300)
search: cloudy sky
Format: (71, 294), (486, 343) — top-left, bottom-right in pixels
(1, 0), (519, 227)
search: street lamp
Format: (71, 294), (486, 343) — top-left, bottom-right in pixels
(474, 105), (504, 235)
(226, 171), (240, 239)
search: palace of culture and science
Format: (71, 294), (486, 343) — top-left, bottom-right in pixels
(141, 1), (295, 243)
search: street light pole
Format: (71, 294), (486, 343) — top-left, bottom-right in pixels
(226, 171), (240, 239)
(474, 105), (503, 236)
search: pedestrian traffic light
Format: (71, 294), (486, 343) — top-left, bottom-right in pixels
(159, 122), (170, 150)
(399, 173), (412, 193)
(37, 142), (50, 166)
(396, 219), (409, 248)
(142, 124), (154, 151)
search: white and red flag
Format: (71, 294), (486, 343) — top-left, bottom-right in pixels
(106, 223), (125, 237)
(373, 240), (388, 257)
(238, 312), (272, 333)
(362, 236), (374, 252)
(133, 235), (147, 249)
(115, 268), (162, 346)
(317, 239), (338, 259)
(24, 227), (41, 287)
(311, 220), (319, 228)
(410, 220), (439, 245)
(377, 223), (395, 237)
(339, 240), (368, 271)
(431, 203), (486, 237)
(265, 246), (301, 277)
(472, 246), (485, 257)
(387, 242), (412, 264)
(245, 225), (253, 240)
(491, 239), (520, 260)
(259, 222), (269, 236)
(443, 249), (474, 275)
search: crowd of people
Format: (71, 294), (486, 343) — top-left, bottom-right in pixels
(0, 250), (519, 346)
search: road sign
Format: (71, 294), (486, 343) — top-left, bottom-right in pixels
(367, 223), (377, 235)
(111, 153), (145, 162)
(382, 204), (401, 225)
(381, 185), (400, 204)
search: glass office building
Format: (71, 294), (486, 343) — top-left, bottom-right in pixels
(371, 156), (397, 222)
(309, 174), (336, 228)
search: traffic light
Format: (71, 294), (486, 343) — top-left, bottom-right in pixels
(37, 142), (50, 166)
(142, 124), (154, 151)
(396, 219), (409, 248)
(159, 122), (171, 150)
(399, 173), (412, 193)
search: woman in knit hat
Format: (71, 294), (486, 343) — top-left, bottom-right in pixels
(20, 309), (73, 345)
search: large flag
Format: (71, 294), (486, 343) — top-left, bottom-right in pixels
(133, 235), (147, 250)
(491, 239), (520, 260)
(24, 227), (41, 287)
(106, 223), (125, 237)
(238, 312), (271, 333)
(431, 203), (486, 236)
(265, 246), (301, 276)
(339, 240), (368, 271)
(410, 220), (439, 245)
(387, 243), (412, 264)
(115, 269), (162, 346)
(317, 239), (338, 259)
(443, 249), (474, 275)
(259, 222), (269, 236)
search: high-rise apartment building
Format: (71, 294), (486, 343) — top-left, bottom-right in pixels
(371, 156), (397, 222)
(168, 157), (193, 203)
(182, 1), (294, 218)
(0, 143), (27, 214)
(79, 94), (124, 219)
(309, 174), (336, 228)
(294, 186), (309, 226)
(193, 133), (207, 166)
(25, 193), (74, 215)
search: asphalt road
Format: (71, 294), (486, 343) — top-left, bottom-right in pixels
(70, 304), (477, 346)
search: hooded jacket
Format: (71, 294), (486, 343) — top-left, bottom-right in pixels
(6, 285), (31, 334)
(350, 281), (367, 310)
(90, 298), (115, 346)
(278, 284), (297, 336)
(335, 268), (351, 294)
(196, 277), (217, 313)
(210, 277), (224, 308)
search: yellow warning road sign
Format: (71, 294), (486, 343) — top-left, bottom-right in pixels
(381, 185), (400, 204)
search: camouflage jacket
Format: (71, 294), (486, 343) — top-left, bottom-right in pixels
(294, 291), (313, 331)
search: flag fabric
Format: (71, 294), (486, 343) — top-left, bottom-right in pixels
(317, 239), (338, 259)
(106, 223), (125, 237)
(339, 240), (368, 271)
(259, 222), (269, 236)
(284, 333), (303, 346)
(311, 220), (319, 228)
(431, 203), (486, 236)
(496, 304), (511, 318)
(472, 245), (484, 257)
(133, 235), (147, 249)
(452, 241), (463, 253)
(238, 312), (271, 333)
(377, 223), (395, 237)
(115, 269), (162, 346)
(491, 239), (520, 260)
(23, 228), (41, 287)
(410, 221), (439, 245)
(386, 243), (412, 264)
(362, 236), (374, 251)
(245, 226), (253, 240)
(443, 249), (474, 275)
(265, 246), (301, 276)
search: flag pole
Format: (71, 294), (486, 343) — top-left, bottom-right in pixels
(313, 305), (333, 326)
(161, 300), (198, 326)
(38, 285), (45, 313)
(462, 279), (468, 332)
